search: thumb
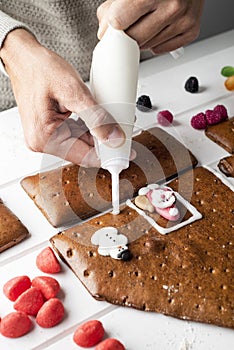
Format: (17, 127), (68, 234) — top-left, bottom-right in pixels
(65, 82), (126, 148)
(78, 104), (126, 148)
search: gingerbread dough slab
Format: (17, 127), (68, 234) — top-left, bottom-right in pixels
(21, 128), (197, 227)
(0, 199), (29, 253)
(51, 167), (234, 329)
(205, 116), (234, 154)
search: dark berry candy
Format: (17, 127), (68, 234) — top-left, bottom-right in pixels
(213, 104), (228, 121)
(184, 76), (199, 93)
(157, 110), (173, 126)
(136, 95), (152, 111)
(190, 112), (207, 130)
(205, 109), (222, 126)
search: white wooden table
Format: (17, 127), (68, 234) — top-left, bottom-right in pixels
(0, 30), (234, 350)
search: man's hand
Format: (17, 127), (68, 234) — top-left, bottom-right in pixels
(97, 0), (205, 53)
(0, 29), (125, 167)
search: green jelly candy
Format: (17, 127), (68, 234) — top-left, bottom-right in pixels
(221, 66), (234, 77)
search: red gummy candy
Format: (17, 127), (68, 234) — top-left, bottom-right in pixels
(95, 338), (126, 350)
(32, 276), (60, 299)
(36, 298), (64, 328)
(157, 110), (173, 126)
(205, 109), (222, 125)
(0, 311), (32, 338)
(213, 104), (228, 121)
(190, 112), (207, 129)
(14, 287), (44, 316)
(36, 247), (61, 274)
(3, 275), (31, 301)
(73, 320), (105, 347)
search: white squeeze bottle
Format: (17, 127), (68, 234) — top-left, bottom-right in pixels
(90, 26), (140, 214)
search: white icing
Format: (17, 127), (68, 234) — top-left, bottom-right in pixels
(91, 226), (129, 260)
(126, 191), (202, 235)
(138, 187), (150, 196)
(147, 184), (160, 190)
(111, 171), (120, 215)
(169, 207), (179, 216)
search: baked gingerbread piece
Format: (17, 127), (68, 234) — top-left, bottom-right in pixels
(218, 155), (234, 177)
(21, 128), (197, 227)
(205, 116), (234, 154)
(0, 199), (29, 252)
(50, 167), (234, 329)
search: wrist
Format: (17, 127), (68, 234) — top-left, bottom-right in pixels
(0, 28), (41, 75)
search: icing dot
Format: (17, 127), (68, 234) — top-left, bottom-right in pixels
(83, 270), (90, 277)
(108, 270), (115, 277)
(66, 248), (73, 258)
(52, 192), (60, 197)
(151, 275), (157, 281)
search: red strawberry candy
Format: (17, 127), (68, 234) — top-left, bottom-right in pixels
(95, 338), (126, 350)
(36, 298), (64, 328)
(36, 247), (61, 273)
(14, 287), (44, 316)
(0, 311), (32, 338)
(190, 112), (207, 130)
(3, 275), (31, 301)
(73, 320), (105, 347)
(157, 110), (173, 126)
(32, 276), (60, 299)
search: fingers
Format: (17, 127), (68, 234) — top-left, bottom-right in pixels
(97, 0), (204, 50)
(140, 15), (200, 53)
(97, 0), (157, 40)
(60, 79), (126, 148)
(127, 4), (186, 47)
(77, 105), (126, 148)
(97, 0), (115, 39)
(43, 119), (100, 167)
(150, 29), (199, 55)
(97, 0), (184, 43)
(43, 118), (134, 167)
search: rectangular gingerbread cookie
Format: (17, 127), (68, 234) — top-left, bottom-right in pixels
(218, 155), (234, 177)
(50, 167), (234, 329)
(205, 116), (234, 154)
(21, 127), (197, 227)
(0, 199), (29, 253)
